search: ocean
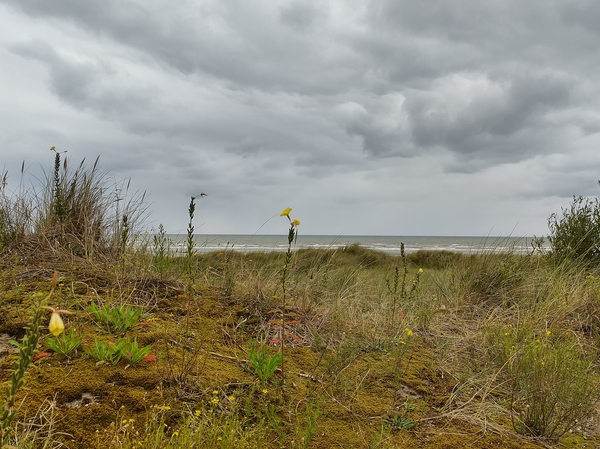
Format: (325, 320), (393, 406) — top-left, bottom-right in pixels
(160, 234), (545, 255)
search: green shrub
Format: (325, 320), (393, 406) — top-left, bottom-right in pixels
(509, 333), (599, 438)
(488, 324), (599, 439)
(548, 195), (600, 265)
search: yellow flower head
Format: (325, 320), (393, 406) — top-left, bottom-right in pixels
(50, 146), (56, 152)
(292, 218), (300, 226)
(49, 311), (65, 337)
(418, 268), (423, 274)
(405, 328), (413, 337)
(280, 207), (292, 217)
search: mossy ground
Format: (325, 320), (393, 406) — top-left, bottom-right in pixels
(1, 241), (599, 448)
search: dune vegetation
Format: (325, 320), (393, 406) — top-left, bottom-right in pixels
(1, 151), (600, 448)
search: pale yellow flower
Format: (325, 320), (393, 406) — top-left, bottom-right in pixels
(418, 268), (423, 273)
(48, 311), (65, 337)
(292, 218), (300, 226)
(280, 207), (292, 217)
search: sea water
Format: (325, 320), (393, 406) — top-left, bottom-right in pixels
(159, 234), (545, 255)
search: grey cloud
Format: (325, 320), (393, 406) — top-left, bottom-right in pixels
(10, 40), (96, 108)
(224, 137), (264, 157)
(404, 73), (573, 167)
(1, 0), (359, 96)
(345, 119), (409, 157)
(335, 96), (414, 157)
(561, 1), (600, 37)
(279, 1), (319, 32)
(9, 40), (153, 118)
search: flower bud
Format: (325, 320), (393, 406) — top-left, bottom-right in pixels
(49, 311), (65, 337)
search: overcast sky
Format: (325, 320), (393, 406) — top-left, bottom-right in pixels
(1, 1), (600, 236)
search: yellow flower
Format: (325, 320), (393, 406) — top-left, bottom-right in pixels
(405, 328), (413, 337)
(50, 146), (56, 152)
(280, 207), (292, 217)
(48, 311), (65, 337)
(210, 398), (219, 405)
(262, 389), (268, 394)
(195, 409), (201, 417)
(545, 330), (551, 336)
(292, 218), (300, 226)
(228, 395), (235, 402)
(418, 268), (423, 273)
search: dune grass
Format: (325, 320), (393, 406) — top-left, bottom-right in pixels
(1, 153), (600, 448)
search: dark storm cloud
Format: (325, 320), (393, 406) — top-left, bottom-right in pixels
(1, 0), (357, 96)
(6, 0), (598, 171)
(404, 73), (573, 166)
